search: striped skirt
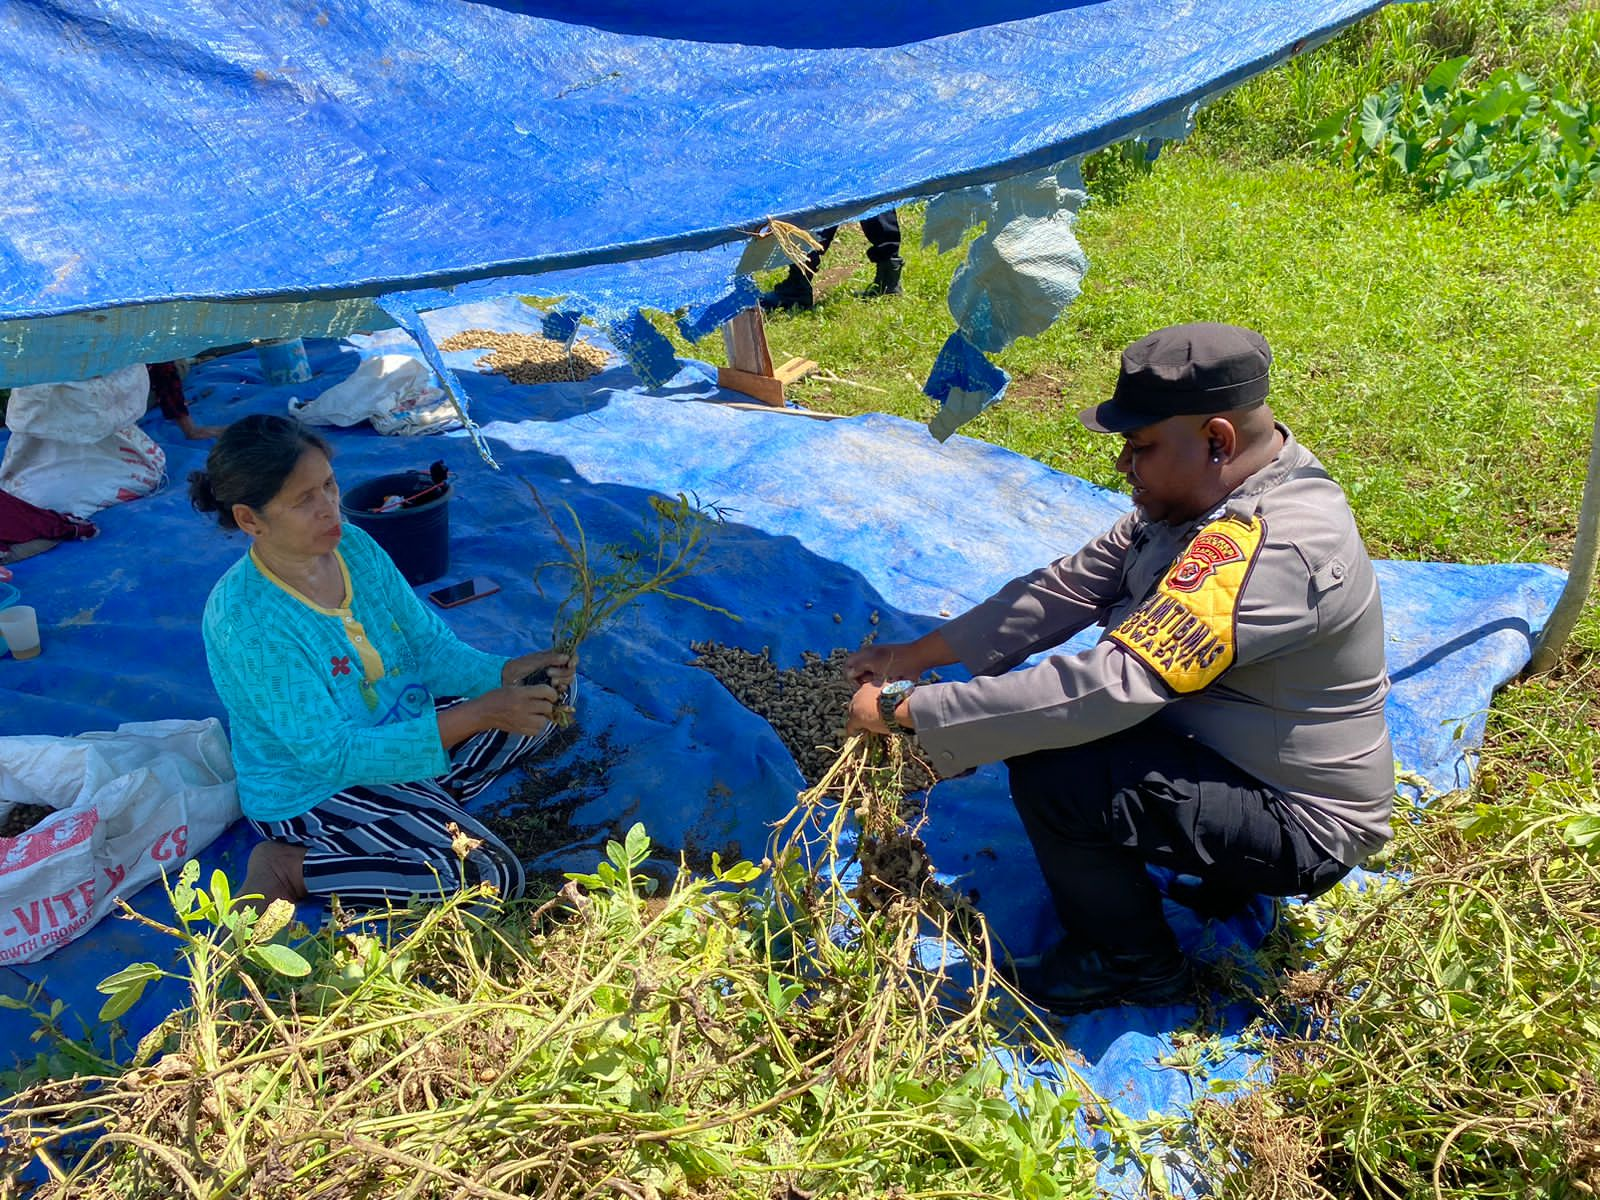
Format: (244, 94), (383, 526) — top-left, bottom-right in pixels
(250, 696), (560, 905)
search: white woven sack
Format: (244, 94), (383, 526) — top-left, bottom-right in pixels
(0, 425), (166, 518)
(0, 719), (241, 966)
(3, 364), (151, 444)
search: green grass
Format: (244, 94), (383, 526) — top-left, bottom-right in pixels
(668, 0), (1600, 575)
(678, 163), (1600, 570)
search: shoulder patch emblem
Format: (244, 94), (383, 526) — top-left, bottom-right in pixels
(1108, 515), (1266, 693)
(1166, 530), (1244, 592)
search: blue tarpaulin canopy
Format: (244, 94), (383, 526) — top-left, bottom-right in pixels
(0, 0), (1384, 384)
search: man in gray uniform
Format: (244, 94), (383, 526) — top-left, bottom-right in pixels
(846, 322), (1394, 1012)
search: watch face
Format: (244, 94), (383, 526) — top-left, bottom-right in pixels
(882, 678), (914, 700)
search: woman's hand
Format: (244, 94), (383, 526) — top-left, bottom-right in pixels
(440, 683), (564, 747)
(473, 682), (562, 737)
(503, 649), (578, 689)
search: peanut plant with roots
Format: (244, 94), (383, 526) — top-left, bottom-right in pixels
(526, 485), (735, 722)
(1, 734), (1139, 1199)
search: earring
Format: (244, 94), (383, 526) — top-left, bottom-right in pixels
(1211, 454), (1222, 463)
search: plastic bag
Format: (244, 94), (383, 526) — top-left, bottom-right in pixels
(0, 426), (166, 518)
(2, 365), (151, 444)
(0, 719), (241, 965)
(289, 354), (455, 435)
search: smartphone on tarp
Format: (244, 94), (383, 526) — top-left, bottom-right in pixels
(427, 577), (501, 608)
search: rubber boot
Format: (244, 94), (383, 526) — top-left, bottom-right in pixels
(1002, 939), (1192, 1014)
(759, 264), (815, 311)
(1167, 874), (1256, 920)
(864, 256), (903, 297)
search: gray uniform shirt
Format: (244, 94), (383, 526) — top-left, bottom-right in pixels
(906, 426), (1394, 866)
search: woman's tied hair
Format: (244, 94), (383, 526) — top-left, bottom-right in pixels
(188, 414), (334, 531)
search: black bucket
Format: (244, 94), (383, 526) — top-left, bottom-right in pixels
(340, 471), (451, 585)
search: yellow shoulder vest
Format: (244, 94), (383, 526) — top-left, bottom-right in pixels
(1107, 514), (1266, 693)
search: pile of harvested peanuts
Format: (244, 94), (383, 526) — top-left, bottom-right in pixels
(691, 642), (857, 786)
(0, 803), (52, 840)
(438, 329), (611, 385)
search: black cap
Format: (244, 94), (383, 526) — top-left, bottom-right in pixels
(1078, 322), (1272, 434)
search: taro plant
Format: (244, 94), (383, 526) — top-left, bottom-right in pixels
(1315, 56), (1600, 210)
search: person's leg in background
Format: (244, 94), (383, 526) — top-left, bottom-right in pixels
(759, 225), (841, 312)
(859, 209), (903, 296)
(148, 361), (222, 440)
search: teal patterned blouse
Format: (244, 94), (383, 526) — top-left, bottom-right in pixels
(203, 523), (507, 822)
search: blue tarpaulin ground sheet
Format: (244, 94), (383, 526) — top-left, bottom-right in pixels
(0, 0), (1390, 383)
(0, 299), (1564, 1168)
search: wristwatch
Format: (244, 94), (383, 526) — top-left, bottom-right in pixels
(878, 678), (917, 735)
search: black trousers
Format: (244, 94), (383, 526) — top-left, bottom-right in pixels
(812, 209), (901, 264)
(1006, 722), (1350, 960)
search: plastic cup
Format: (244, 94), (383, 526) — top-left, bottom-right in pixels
(0, 606), (40, 660)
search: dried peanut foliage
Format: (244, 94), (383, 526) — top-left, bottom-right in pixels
(690, 643), (946, 918)
(1182, 661), (1600, 1200)
(2, 734), (1113, 1199)
(438, 329), (611, 385)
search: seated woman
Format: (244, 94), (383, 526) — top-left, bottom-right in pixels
(190, 414), (574, 908)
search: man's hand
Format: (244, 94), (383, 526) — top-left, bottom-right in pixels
(504, 649), (577, 689)
(845, 643), (910, 685)
(846, 681), (912, 736)
(844, 631), (956, 686)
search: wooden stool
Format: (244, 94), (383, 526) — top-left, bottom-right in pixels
(716, 307), (816, 406)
